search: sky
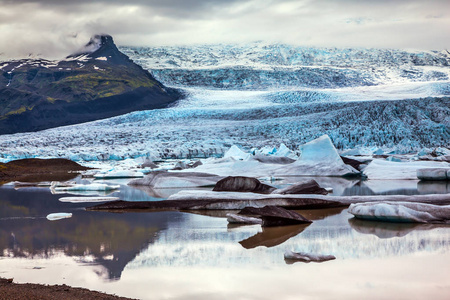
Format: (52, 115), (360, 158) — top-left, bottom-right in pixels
(0, 0), (449, 59)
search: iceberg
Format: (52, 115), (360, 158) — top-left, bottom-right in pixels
(224, 145), (251, 160)
(59, 196), (120, 203)
(128, 171), (223, 188)
(226, 213), (262, 225)
(46, 212), (72, 221)
(363, 159), (450, 180)
(273, 135), (360, 177)
(417, 168), (449, 181)
(348, 201), (450, 223)
(51, 183), (120, 191)
(93, 170), (145, 179)
(187, 135), (360, 177)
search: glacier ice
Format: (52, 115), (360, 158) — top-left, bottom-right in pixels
(0, 43), (448, 163)
(93, 170), (145, 179)
(363, 159), (450, 180)
(51, 183), (120, 192)
(59, 196), (120, 203)
(46, 212), (72, 221)
(348, 202), (450, 224)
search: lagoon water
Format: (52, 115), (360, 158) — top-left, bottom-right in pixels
(1, 179), (450, 299)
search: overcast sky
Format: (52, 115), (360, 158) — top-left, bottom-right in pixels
(1, 0), (449, 59)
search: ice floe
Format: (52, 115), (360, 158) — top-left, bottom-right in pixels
(46, 213), (72, 221)
(51, 183), (120, 192)
(363, 159), (450, 180)
(59, 196), (120, 203)
(417, 168), (450, 181)
(348, 201), (450, 223)
(129, 171), (223, 188)
(93, 170), (145, 179)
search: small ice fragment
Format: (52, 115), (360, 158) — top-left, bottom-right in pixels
(46, 213), (72, 221)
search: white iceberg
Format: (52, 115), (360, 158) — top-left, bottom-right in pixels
(59, 196), (120, 203)
(417, 168), (449, 181)
(226, 213), (262, 225)
(187, 135), (359, 177)
(46, 212), (72, 221)
(51, 183), (120, 191)
(275, 143), (298, 159)
(275, 135), (359, 177)
(364, 159), (450, 180)
(224, 145), (251, 160)
(129, 171), (223, 188)
(348, 201), (450, 223)
(93, 170), (145, 179)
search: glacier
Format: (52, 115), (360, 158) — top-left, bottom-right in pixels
(0, 43), (448, 162)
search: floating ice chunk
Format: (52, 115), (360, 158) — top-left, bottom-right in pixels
(279, 135), (360, 176)
(46, 213), (72, 221)
(417, 168), (449, 181)
(226, 213), (262, 224)
(129, 171), (223, 188)
(284, 250), (336, 263)
(93, 170), (144, 179)
(348, 201), (450, 223)
(299, 135), (342, 163)
(52, 183), (120, 191)
(255, 145), (277, 156)
(275, 143), (297, 159)
(364, 159), (450, 180)
(224, 145), (251, 160)
(59, 196), (120, 203)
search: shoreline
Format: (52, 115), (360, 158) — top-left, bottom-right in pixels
(0, 278), (135, 300)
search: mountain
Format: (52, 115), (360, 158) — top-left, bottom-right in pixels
(0, 35), (183, 134)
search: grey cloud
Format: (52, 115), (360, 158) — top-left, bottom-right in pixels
(0, 0), (448, 60)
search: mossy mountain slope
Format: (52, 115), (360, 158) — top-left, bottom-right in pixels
(0, 35), (182, 134)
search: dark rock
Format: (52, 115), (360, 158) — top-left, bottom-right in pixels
(238, 205), (312, 227)
(213, 176), (276, 194)
(341, 155), (365, 170)
(272, 179), (328, 195)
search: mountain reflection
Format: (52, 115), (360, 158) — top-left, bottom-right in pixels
(0, 186), (182, 280)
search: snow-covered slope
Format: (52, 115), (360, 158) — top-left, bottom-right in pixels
(121, 43), (450, 90)
(0, 43), (448, 161)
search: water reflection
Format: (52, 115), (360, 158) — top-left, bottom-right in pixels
(0, 186), (184, 280)
(1, 183), (450, 299)
(349, 218), (445, 239)
(239, 224), (310, 249)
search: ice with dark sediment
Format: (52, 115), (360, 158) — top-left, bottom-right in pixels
(348, 201), (450, 223)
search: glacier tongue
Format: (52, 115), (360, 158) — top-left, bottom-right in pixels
(0, 43), (448, 162)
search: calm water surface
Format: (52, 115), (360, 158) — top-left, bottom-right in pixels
(1, 179), (450, 299)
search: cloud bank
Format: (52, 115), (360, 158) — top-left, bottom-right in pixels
(0, 0), (449, 59)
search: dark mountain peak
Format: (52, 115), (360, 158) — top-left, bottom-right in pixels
(67, 34), (130, 65)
